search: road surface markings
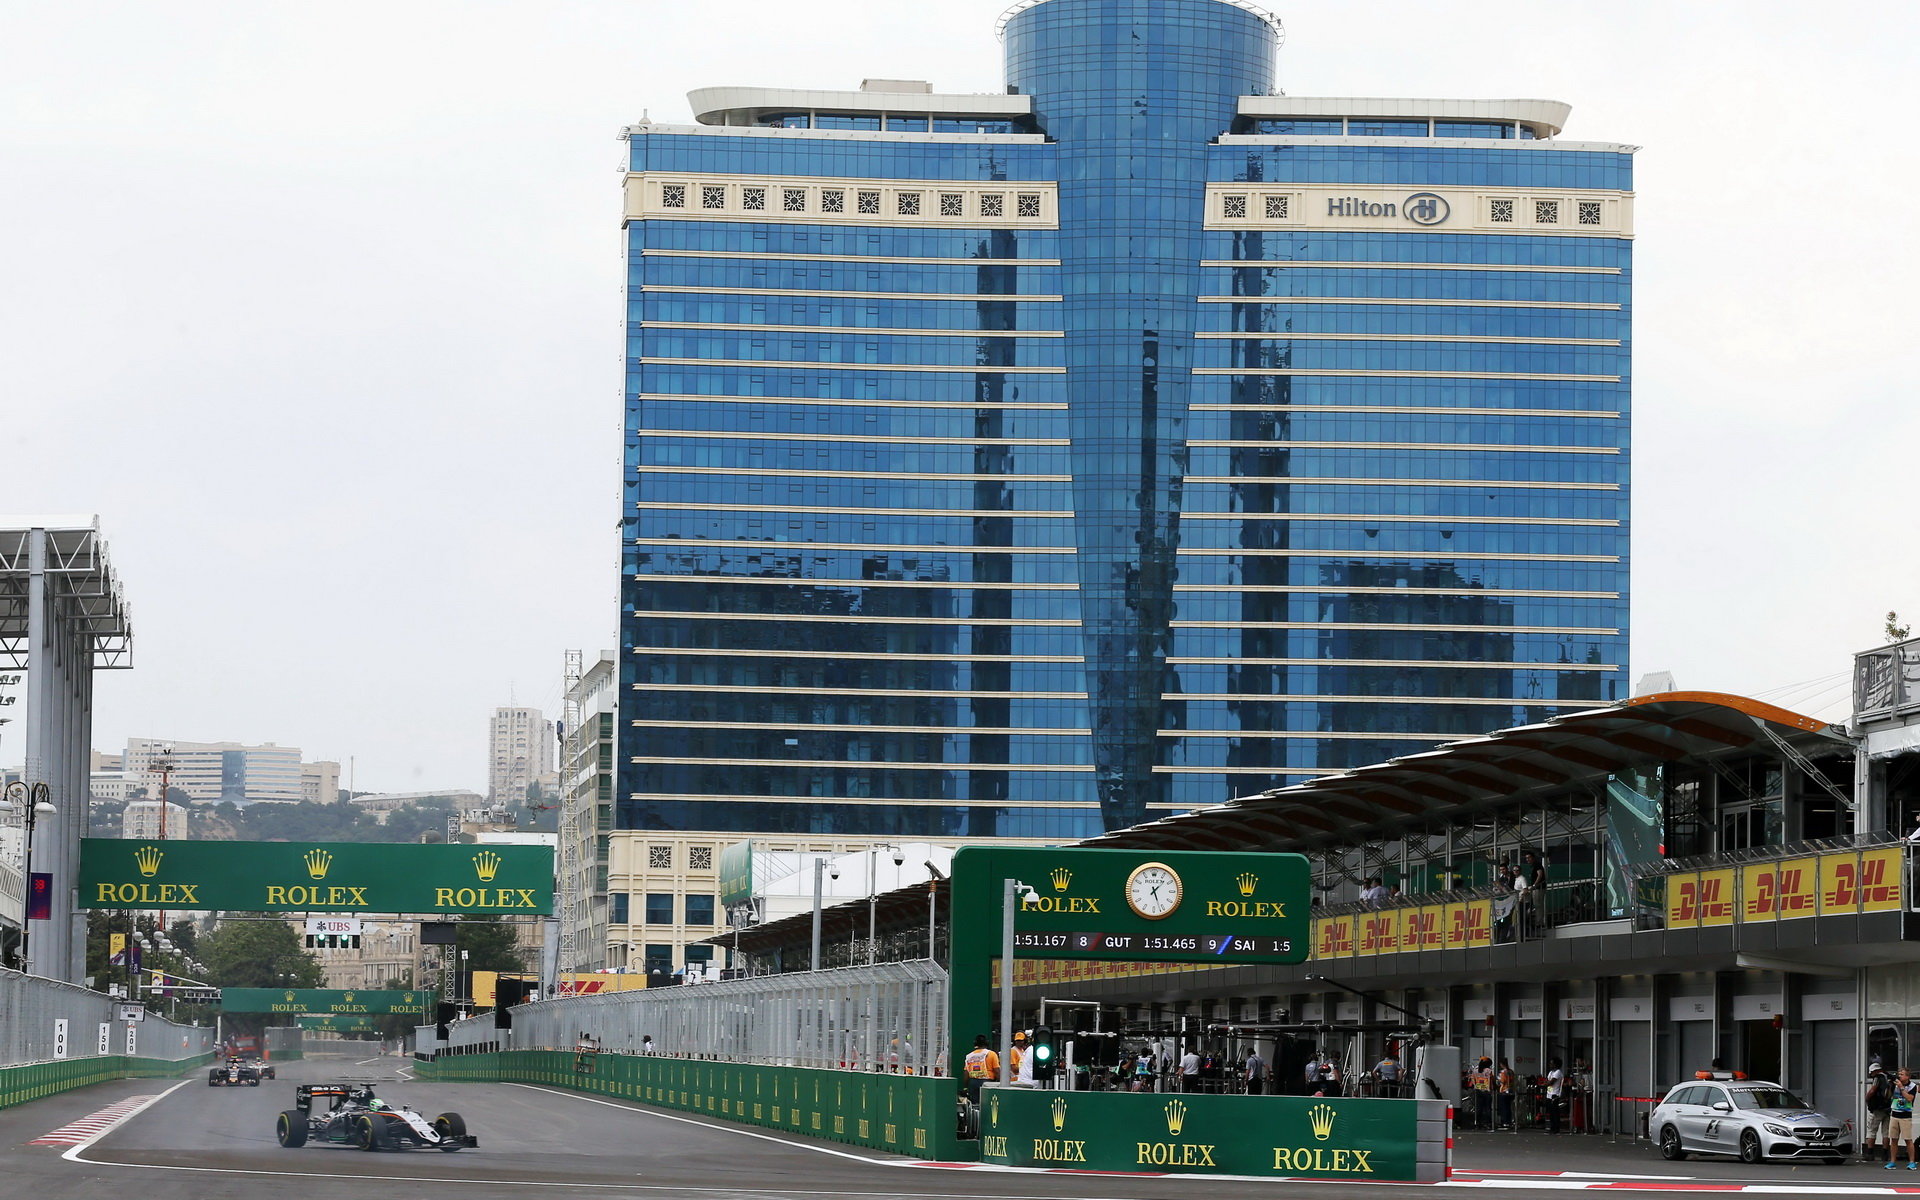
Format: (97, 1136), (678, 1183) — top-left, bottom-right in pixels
(29, 1092), (170, 1146)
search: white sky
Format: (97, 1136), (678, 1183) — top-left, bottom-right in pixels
(4, 1), (1915, 793)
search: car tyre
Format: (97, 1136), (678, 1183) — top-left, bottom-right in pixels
(276, 1111), (308, 1148)
(248, 1077), (260, 1087)
(1739, 1130), (1764, 1164)
(433, 1112), (467, 1151)
(1658, 1126), (1686, 1160)
(354, 1114), (382, 1151)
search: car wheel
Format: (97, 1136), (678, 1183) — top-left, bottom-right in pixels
(1658, 1126), (1686, 1160)
(354, 1115), (381, 1151)
(248, 1078), (260, 1087)
(433, 1113), (467, 1151)
(1739, 1130), (1764, 1164)
(276, 1111), (308, 1148)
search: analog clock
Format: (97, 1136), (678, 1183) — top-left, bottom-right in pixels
(1125, 861), (1183, 920)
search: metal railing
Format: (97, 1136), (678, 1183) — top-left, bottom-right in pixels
(423, 959), (950, 1076)
(0, 967), (214, 1066)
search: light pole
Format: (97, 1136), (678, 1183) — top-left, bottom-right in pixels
(867, 843), (903, 964)
(1000, 877), (1037, 1084)
(809, 857), (839, 972)
(923, 861), (946, 962)
(1, 781), (55, 975)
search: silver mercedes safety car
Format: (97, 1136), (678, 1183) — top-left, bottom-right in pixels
(1651, 1079), (1852, 1164)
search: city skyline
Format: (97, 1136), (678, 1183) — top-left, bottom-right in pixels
(4, 1), (1914, 792)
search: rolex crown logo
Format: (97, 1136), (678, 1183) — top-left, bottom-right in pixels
(134, 845), (164, 877)
(989, 1093), (1000, 1125)
(1237, 871), (1259, 897)
(1165, 1098), (1187, 1135)
(473, 850), (503, 882)
(304, 848), (333, 880)
(1050, 1095), (1068, 1132)
(343, 992), (355, 1003)
(284, 990), (296, 1002)
(1050, 866), (1072, 891)
(1309, 1102), (1337, 1141)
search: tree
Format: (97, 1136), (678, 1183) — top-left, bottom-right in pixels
(199, 917), (325, 989)
(455, 915), (526, 975)
(1890, 612), (1913, 643)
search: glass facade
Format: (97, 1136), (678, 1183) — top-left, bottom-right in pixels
(620, 0), (1631, 842)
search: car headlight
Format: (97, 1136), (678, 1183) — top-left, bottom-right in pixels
(1764, 1123), (1793, 1137)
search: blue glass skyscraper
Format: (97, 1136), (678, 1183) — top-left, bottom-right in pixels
(620, 0), (1632, 843)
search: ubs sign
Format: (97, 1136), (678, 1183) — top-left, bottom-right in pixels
(1326, 192), (1450, 226)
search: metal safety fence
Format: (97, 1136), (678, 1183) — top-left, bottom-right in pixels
(423, 960), (950, 1076)
(0, 967), (214, 1066)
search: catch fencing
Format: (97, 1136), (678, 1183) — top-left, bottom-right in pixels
(424, 960), (950, 1075)
(0, 966), (214, 1066)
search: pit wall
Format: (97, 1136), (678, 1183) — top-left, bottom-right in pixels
(416, 1049), (972, 1161)
(980, 1088), (1451, 1183)
(0, 1051), (218, 1111)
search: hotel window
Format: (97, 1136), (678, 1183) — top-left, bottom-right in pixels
(939, 192), (964, 216)
(661, 184), (686, 209)
(685, 895), (716, 926)
(783, 188), (808, 212)
(1534, 199), (1560, 224)
(857, 190), (881, 215)
(1016, 193), (1041, 218)
(644, 894), (674, 924)
(822, 189), (846, 213)
(701, 185), (726, 210)
(1264, 194), (1288, 219)
(1490, 198), (1515, 223)
(1579, 200), (1603, 226)
(1222, 194), (1248, 219)
(742, 186), (767, 212)
(897, 191), (922, 215)
(980, 193), (1005, 217)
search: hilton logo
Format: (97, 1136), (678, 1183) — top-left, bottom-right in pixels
(1325, 192), (1450, 226)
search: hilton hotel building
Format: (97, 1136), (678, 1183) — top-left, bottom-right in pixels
(612, 0), (1631, 959)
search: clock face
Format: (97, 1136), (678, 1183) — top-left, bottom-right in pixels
(1126, 862), (1182, 920)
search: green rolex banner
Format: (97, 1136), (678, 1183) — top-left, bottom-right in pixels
(298, 1014), (385, 1033)
(223, 988), (434, 1016)
(78, 838), (554, 914)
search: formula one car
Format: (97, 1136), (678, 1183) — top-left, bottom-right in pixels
(246, 1056), (277, 1081)
(209, 1057), (261, 1087)
(275, 1083), (477, 1152)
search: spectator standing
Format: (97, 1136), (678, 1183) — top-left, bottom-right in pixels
(1468, 1057), (1495, 1129)
(1360, 877), (1388, 904)
(1866, 1060), (1894, 1163)
(1889, 1068), (1918, 1170)
(1244, 1047), (1267, 1095)
(1179, 1048), (1201, 1092)
(1131, 1046), (1154, 1092)
(1495, 1059), (1516, 1130)
(1544, 1057), (1566, 1134)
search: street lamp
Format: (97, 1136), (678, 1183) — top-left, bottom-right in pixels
(2, 782), (56, 975)
(867, 842), (904, 965)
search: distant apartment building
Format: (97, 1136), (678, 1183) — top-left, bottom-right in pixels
(122, 737), (311, 806)
(122, 801), (188, 840)
(487, 707), (555, 807)
(558, 652), (617, 973)
(301, 760), (341, 804)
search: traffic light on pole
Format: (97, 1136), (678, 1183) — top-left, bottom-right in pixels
(1030, 1026), (1055, 1082)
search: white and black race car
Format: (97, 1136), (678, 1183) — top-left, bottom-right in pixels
(275, 1083), (476, 1152)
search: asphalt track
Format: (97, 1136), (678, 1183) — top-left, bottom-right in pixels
(3, 1053), (1916, 1199)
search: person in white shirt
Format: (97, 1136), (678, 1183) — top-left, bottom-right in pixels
(1545, 1057), (1566, 1133)
(1179, 1050), (1201, 1092)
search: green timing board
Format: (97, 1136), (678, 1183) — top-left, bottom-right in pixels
(78, 838), (553, 914)
(947, 847), (1309, 1081)
(222, 988), (433, 1016)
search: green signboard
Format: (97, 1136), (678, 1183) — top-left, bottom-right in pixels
(78, 838), (554, 914)
(717, 840), (754, 908)
(978, 1089), (1441, 1182)
(947, 847), (1309, 1080)
(298, 1014), (384, 1033)
(222, 988), (433, 1015)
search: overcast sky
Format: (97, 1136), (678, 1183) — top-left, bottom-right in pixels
(4, 1), (1915, 793)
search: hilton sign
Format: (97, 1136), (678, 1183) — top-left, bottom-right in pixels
(1325, 192), (1451, 226)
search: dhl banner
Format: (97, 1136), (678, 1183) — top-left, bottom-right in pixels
(1740, 862), (1777, 921)
(1777, 857), (1818, 919)
(1355, 908), (1400, 956)
(1823, 849), (1904, 915)
(1406, 905), (1445, 951)
(1667, 870), (1735, 928)
(1699, 869), (1736, 927)
(1315, 914), (1354, 960)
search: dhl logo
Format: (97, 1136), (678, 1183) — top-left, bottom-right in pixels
(1359, 915), (1397, 953)
(1405, 909), (1441, 948)
(1671, 875), (1733, 923)
(1315, 918), (1353, 956)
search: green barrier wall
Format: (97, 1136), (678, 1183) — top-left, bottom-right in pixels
(418, 1050), (973, 1161)
(0, 1051), (217, 1110)
(979, 1088), (1450, 1182)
